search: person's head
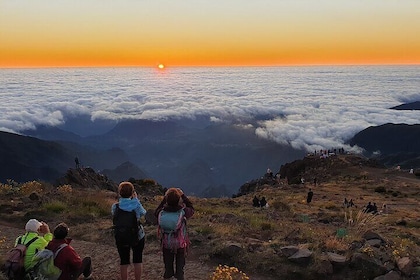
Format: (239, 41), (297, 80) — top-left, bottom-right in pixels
(165, 188), (182, 207)
(53, 223), (69, 239)
(25, 219), (42, 233)
(118, 181), (135, 198)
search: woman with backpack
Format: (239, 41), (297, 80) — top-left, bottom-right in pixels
(111, 182), (147, 280)
(154, 188), (194, 280)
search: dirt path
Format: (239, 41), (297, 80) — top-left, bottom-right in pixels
(0, 224), (214, 280)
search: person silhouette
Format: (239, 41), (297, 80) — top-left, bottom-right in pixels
(307, 189), (313, 204)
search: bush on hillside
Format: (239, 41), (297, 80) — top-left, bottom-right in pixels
(374, 186), (386, 193)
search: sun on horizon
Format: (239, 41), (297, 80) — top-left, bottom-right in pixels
(157, 64), (165, 70)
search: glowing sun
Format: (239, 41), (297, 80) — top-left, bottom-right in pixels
(157, 64), (165, 69)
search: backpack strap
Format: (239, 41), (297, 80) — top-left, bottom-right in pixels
(54, 243), (68, 259)
(24, 236), (39, 248)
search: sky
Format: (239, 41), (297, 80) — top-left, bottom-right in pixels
(1, 0), (420, 68)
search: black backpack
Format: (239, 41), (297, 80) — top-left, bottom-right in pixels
(1, 236), (38, 280)
(112, 204), (139, 247)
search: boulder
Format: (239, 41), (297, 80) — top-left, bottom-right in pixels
(327, 252), (347, 265)
(288, 248), (312, 264)
(363, 231), (384, 242)
(396, 257), (413, 276)
(280, 245), (299, 257)
(366, 238), (383, 247)
(373, 270), (401, 280)
(350, 253), (387, 279)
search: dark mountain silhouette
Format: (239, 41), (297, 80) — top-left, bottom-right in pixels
(349, 123), (420, 168)
(0, 131), (71, 182)
(390, 101), (420, 110)
(102, 161), (148, 183)
(0, 131), (131, 184)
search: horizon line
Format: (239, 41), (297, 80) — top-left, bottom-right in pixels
(1, 63), (420, 70)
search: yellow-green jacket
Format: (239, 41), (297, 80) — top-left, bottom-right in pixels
(14, 232), (53, 271)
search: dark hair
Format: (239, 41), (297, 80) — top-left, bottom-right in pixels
(118, 182), (134, 198)
(53, 223), (69, 239)
(166, 188), (181, 207)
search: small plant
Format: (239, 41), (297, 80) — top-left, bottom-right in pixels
(20, 181), (43, 195)
(324, 236), (348, 252)
(210, 264), (249, 280)
(196, 225), (214, 235)
(44, 200), (67, 213)
(0, 183), (13, 195)
(360, 244), (374, 257)
(390, 237), (416, 259)
(343, 209), (384, 240)
(57, 184), (73, 195)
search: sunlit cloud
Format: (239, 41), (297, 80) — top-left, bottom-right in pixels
(0, 67), (419, 152)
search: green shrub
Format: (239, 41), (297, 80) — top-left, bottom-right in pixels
(195, 224), (214, 235)
(44, 201), (67, 213)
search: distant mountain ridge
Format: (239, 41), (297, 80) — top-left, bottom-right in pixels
(390, 101), (420, 110)
(13, 118), (306, 196)
(349, 123), (420, 168)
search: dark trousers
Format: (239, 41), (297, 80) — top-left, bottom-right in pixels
(162, 248), (185, 280)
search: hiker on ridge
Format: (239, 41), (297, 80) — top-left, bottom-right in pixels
(260, 197), (267, 208)
(155, 188), (194, 280)
(307, 189), (314, 204)
(45, 222), (92, 280)
(17, 219), (53, 272)
(111, 182), (147, 280)
(74, 157), (80, 169)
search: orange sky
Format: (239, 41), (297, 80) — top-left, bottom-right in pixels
(1, 0), (419, 68)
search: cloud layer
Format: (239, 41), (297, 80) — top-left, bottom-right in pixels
(1, 66), (419, 152)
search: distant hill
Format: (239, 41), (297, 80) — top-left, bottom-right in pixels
(390, 101), (420, 110)
(349, 123), (420, 168)
(0, 131), (71, 182)
(0, 131), (131, 184)
(102, 161), (148, 183)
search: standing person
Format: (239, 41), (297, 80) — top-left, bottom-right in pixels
(45, 223), (92, 280)
(19, 219), (53, 272)
(74, 157), (80, 169)
(307, 188), (314, 204)
(155, 188), (194, 280)
(112, 182), (147, 280)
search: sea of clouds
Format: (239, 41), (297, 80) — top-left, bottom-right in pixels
(1, 66), (419, 152)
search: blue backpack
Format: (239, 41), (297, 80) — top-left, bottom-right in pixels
(157, 209), (189, 251)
